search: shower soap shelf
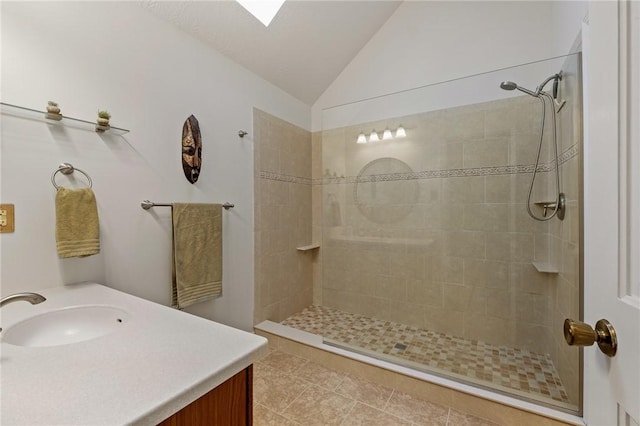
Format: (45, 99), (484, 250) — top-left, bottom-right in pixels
(532, 261), (559, 274)
(296, 244), (320, 252)
(0, 102), (129, 135)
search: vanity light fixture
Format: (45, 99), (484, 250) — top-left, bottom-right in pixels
(356, 127), (407, 144)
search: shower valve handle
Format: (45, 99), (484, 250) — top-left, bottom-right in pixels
(564, 318), (617, 357)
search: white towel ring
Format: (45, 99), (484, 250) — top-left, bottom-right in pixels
(51, 162), (92, 190)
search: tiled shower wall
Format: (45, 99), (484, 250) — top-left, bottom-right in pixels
(317, 80), (581, 405)
(253, 109), (313, 324)
(253, 57), (581, 407)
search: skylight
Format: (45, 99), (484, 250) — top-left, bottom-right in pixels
(236, 0), (286, 27)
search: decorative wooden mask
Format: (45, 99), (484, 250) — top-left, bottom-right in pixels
(181, 115), (202, 183)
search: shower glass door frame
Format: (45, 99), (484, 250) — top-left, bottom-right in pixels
(318, 53), (583, 413)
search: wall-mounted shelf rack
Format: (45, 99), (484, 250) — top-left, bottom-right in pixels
(0, 102), (129, 135)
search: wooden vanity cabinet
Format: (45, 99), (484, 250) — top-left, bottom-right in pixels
(157, 365), (253, 426)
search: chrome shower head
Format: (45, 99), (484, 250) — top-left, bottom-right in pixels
(500, 81), (518, 91)
(499, 81), (538, 97)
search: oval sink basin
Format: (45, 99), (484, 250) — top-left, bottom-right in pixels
(2, 305), (129, 347)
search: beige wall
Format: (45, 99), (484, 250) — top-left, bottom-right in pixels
(254, 109), (314, 324)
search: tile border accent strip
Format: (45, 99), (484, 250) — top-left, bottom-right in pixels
(258, 171), (313, 185)
(259, 144), (579, 186)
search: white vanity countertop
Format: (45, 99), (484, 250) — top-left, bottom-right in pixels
(0, 282), (268, 425)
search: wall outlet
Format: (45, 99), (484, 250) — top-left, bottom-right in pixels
(0, 204), (15, 233)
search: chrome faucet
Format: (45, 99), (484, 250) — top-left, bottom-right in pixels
(0, 292), (46, 308)
(0, 293), (46, 332)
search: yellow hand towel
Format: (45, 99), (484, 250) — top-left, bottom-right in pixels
(172, 203), (222, 309)
(55, 187), (100, 258)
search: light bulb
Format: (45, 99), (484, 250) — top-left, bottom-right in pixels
(356, 132), (367, 144)
(382, 129), (393, 140)
(395, 126), (406, 138)
(369, 131), (380, 142)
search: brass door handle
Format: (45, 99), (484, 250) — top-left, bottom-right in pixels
(564, 318), (617, 357)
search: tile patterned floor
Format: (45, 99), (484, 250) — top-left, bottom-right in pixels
(254, 349), (500, 426)
(281, 305), (569, 404)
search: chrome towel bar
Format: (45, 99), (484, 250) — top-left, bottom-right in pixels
(141, 200), (234, 210)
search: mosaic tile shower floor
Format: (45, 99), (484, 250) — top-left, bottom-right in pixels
(281, 305), (570, 404)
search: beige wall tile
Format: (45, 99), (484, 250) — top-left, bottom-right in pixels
(510, 262), (551, 295)
(441, 231), (486, 258)
(443, 110), (485, 141)
(374, 274), (407, 301)
(509, 203), (550, 234)
(509, 232), (535, 261)
(463, 138), (509, 168)
(485, 232), (512, 261)
(514, 292), (552, 326)
(463, 204), (508, 232)
(484, 98), (537, 138)
(385, 300), (426, 328)
(444, 284), (474, 311)
(463, 259), (510, 290)
(443, 177), (485, 203)
(260, 178), (290, 206)
(463, 313), (516, 346)
(534, 233), (551, 263)
(424, 204), (464, 230)
(430, 256), (464, 284)
(407, 279), (444, 308)
(254, 109), (313, 324)
(510, 132), (543, 165)
(514, 322), (554, 356)
(418, 178), (443, 204)
(466, 287), (489, 315)
(485, 175), (512, 203)
(485, 289), (515, 320)
(424, 305), (465, 336)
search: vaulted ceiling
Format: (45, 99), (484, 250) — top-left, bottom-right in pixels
(139, 1), (402, 105)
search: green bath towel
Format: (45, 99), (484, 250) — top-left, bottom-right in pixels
(55, 187), (100, 258)
(172, 203), (223, 309)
